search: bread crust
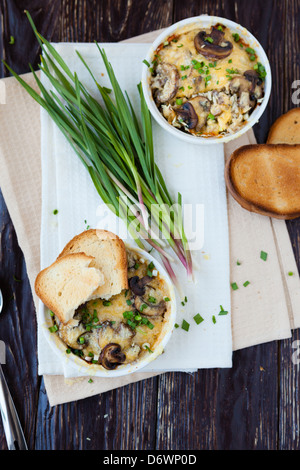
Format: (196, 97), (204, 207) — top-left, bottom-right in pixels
(58, 229), (128, 295)
(35, 252), (104, 323)
(225, 144), (300, 219)
(267, 108), (300, 145)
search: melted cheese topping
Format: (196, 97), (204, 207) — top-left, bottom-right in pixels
(56, 250), (171, 368)
(150, 24), (265, 137)
(157, 27), (255, 97)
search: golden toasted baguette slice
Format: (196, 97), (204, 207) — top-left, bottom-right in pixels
(225, 144), (300, 219)
(58, 229), (128, 299)
(267, 108), (300, 144)
(35, 253), (105, 324)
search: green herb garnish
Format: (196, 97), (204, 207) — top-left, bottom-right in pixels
(260, 250), (268, 261)
(181, 319), (190, 331)
(219, 305), (228, 315)
(49, 325), (58, 333)
(243, 281), (250, 287)
(231, 282), (238, 291)
(254, 62), (267, 81)
(193, 313), (204, 325)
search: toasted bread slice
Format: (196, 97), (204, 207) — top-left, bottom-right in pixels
(58, 229), (128, 299)
(35, 253), (105, 324)
(267, 108), (300, 144)
(225, 144), (300, 219)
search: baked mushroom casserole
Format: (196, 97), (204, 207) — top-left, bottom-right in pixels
(149, 22), (267, 138)
(50, 250), (172, 370)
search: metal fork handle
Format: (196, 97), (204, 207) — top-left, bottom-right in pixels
(0, 364), (27, 450)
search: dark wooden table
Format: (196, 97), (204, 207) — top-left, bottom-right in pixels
(0, 0), (300, 451)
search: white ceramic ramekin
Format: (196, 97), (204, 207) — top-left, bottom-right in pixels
(40, 244), (176, 378)
(141, 15), (272, 145)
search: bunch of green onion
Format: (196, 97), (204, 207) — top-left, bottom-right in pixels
(4, 11), (193, 289)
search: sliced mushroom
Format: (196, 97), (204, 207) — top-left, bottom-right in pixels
(77, 330), (101, 355)
(175, 95), (211, 132)
(243, 70), (264, 100)
(129, 275), (153, 296)
(229, 71), (263, 112)
(151, 62), (180, 103)
(99, 343), (126, 370)
(175, 101), (198, 129)
(189, 96), (211, 132)
(130, 276), (166, 317)
(194, 26), (233, 59)
(134, 294), (166, 317)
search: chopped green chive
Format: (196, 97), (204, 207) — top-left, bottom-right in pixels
(245, 47), (256, 55)
(181, 75), (187, 80)
(237, 260), (241, 265)
(148, 296), (156, 304)
(9, 35), (15, 45)
(181, 319), (190, 331)
(88, 378), (93, 383)
(232, 33), (240, 42)
(123, 310), (134, 319)
(144, 345), (153, 353)
(134, 262), (139, 269)
(66, 348), (71, 354)
(205, 36), (213, 43)
(231, 282), (238, 290)
(79, 336), (85, 344)
(174, 323), (179, 329)
(212, 315), (216, 324)
(164, 297), (170, 302)
(260, 251), (268, 261)
(228, 59), (232, 63)
(103, 300), (111, 306)
(288, 271), (294, 276)
(143, 59), (150, 67)
(254, 62), (267, 81)
(126, 299), (132, 306)
(193, 313), (204, 325)
(219, 305), (228, 315)
(243, 281), (250, 287)
(208, 113), (215, 121)
(176, 98), (183, 105)
(53, 209), (58, 215)
(177, 44), (184, 48)
(49, 325), (58, 333)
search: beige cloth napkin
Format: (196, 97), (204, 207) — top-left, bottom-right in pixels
(0, 32), (300, 405)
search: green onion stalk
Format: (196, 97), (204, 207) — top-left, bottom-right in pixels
(3, 11), (193, 290)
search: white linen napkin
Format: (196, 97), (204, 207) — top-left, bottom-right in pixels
(38, 42), (232, 377)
